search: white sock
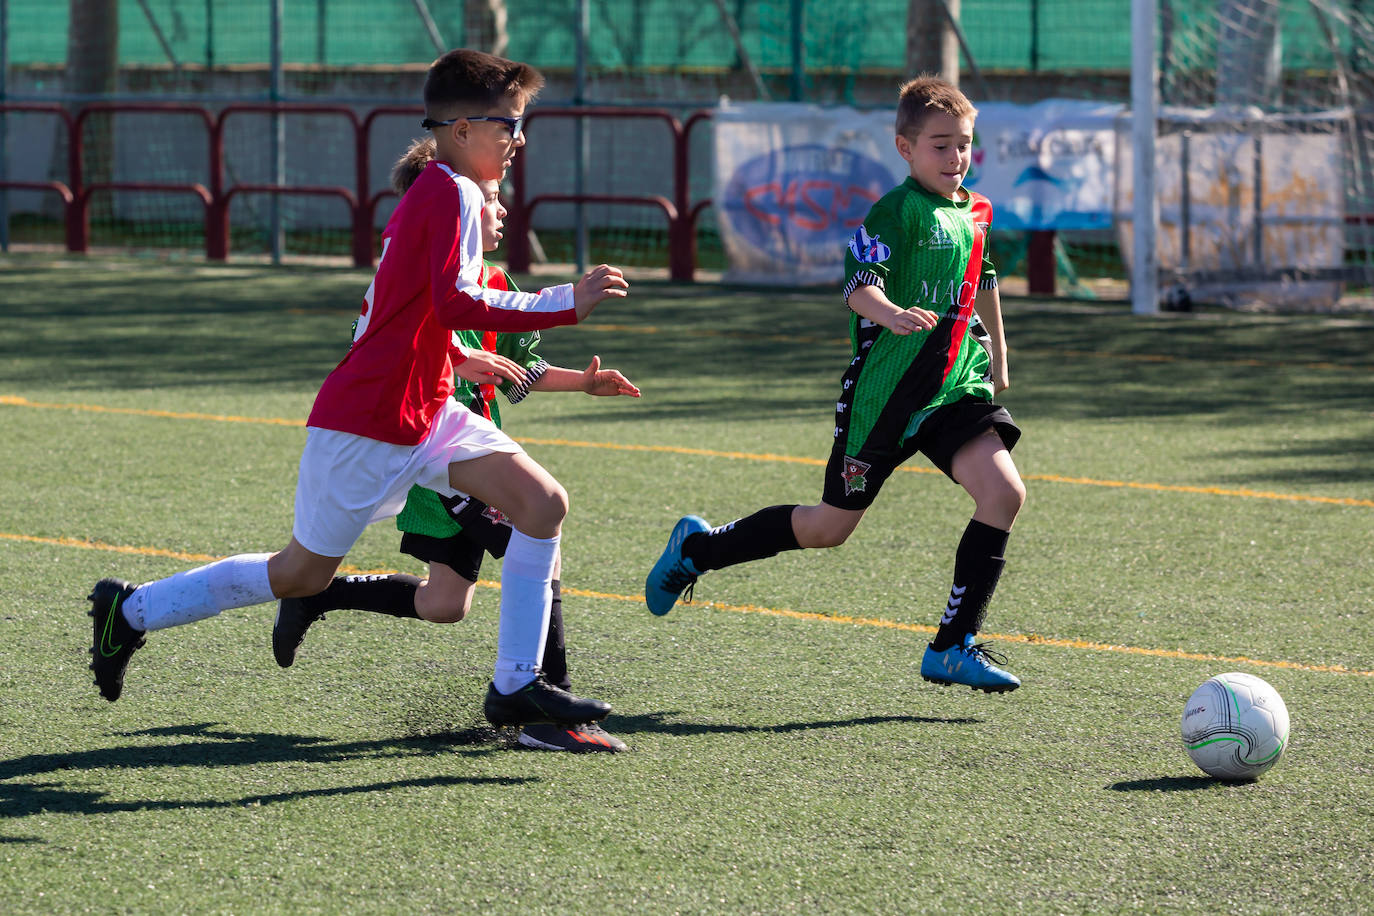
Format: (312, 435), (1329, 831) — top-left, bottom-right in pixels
(493, 530), (557, 694)
(122, 554), (275, 631)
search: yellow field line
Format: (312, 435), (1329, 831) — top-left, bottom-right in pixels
(4, 394), (1372, 509)
(512, 438), (1374, 508)
(0, 395), (306, 427)
(282, 316), (1374, 374)
(7, 530), (1369, 679)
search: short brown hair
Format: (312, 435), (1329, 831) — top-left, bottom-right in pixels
(895, 75), (977, 138)
(423, 48), (544, 120)
(391, 136), (437, 195)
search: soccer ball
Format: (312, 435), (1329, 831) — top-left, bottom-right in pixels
(1181, 672), (1289, 780)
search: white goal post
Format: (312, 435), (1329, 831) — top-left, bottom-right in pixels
(1131, 0), (1160, 315)
(1126, 0), (1374, 312)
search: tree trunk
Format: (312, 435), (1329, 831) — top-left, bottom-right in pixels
(66, 0), (119, 221)
(905, 0), (960, 85)
(464, 0), (510, 57)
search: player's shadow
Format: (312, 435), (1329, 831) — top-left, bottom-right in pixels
(1105, 775), (1248, 792)
(0, 722), (529, 820)
(611, 711), (980, 737)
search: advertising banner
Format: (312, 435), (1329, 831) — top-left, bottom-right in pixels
(713, 99), (1123, 284)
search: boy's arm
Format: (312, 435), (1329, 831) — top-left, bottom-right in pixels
(532, 357), (641, 398)
(847, 285), (940, 335)
(843, 198), (935, 334)
(493, 329), (549, 404)
(434, 262), (628, 332)
(427, 176), (583, 332)
(455, 343), (530, 387)
(974, 285), (1009, 392)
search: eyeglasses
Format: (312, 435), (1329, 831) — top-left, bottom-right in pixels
(420, 115), (524, 140)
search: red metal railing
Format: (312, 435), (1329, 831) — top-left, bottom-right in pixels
(1, 102), (715, 277)
(504, 106), (713, 281)
(0, 104), (79, 248)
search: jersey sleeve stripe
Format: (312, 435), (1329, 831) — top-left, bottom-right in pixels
(843, 270), (884, 304)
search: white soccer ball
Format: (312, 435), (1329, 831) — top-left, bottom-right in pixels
(1181, 672), (1290, 780)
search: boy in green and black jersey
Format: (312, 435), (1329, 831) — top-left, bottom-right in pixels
(646, 76), (1026, 693)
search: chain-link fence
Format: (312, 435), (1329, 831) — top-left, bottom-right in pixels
(2, 1), (1371, 297)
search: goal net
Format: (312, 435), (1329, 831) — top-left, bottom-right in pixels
(1121, 0), (1374, 310)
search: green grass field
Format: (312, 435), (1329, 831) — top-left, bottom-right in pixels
(1, 255), (1371, 914)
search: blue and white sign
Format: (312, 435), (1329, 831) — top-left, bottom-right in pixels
(714, 103), (903, 284)
(713, 99), (1123, 283)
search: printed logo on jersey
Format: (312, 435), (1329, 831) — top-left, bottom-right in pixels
(848, 226), (891, 264)
(841, 456), (871, 495)
(923, 217), (957, 250)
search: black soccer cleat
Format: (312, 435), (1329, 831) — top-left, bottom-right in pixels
(483, 675), (612, 728)
(87, 578), (147, 702)
(272, 597), (326, 668)
(518, 722), (628, 753)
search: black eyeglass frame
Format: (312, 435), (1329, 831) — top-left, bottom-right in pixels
(420, 115), (525, 139)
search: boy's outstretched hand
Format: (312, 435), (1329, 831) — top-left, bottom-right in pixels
(573, 264), (629, 320)
(580, 355), (641, 398)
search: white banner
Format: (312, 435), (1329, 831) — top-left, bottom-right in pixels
(1114, 108), (1347, 307)
(713, 103), (903, 285)
(713, 99), (1123, 284)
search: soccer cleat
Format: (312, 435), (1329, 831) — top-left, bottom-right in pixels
(920, 633), (1021, 693)
(483, 675), (612, 727)
(272, 597), (327, 668)
(644, 515), (710, 616)
(87, 578), (147, 702)
(518, 722), (629, 753)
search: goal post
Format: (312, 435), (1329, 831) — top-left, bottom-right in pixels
(1131, 0), (1159, 315)
(1126, 0), (1374, 312)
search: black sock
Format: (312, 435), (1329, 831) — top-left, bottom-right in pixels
(683, 505), (801, 573)
(304, 573), (421, 618)
(931, 520), (1009, 652)
(541, 579), (572, 691)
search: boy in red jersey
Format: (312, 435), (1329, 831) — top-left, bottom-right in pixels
(645, 76), (1026, 693)
(87, 50), (629, 730)
(275, 153), (639, 752)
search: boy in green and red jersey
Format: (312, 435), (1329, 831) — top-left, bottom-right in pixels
(275, 144), (639, 751)
(645, 75), (1026, 693)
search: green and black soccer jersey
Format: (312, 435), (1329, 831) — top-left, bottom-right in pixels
(394, 264), (546, 540)
(838, 178), (998, 457)
(818, 178), (1010, 507)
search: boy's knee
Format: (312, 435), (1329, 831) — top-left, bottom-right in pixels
(269, 552), (338, 598)
(527, 482), (569, 529)
(1006, 478), (1027, 513)
(795, 515), (855, 549)
(985, 479), (1026, 524)
(276, 569), (335, 599)
(415, 586), (472, 623)
(810, 527), (852, 549)
(417, 604), (467, 624)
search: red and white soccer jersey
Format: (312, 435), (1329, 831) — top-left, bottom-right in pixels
(308, 161), (576, 445)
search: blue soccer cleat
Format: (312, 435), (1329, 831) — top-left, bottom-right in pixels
(920, 634), (1021, 693)
(645, 515), (710, 616)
